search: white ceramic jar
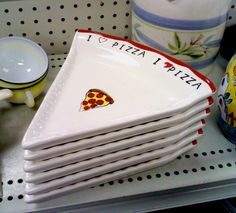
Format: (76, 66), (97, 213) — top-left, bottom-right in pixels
(132, 0), (231, 75)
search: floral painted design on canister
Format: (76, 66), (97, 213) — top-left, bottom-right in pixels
(132, 0), (231, 75)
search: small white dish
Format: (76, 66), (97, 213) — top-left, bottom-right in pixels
(24, 109), (208, 173)
(22, 30), (215, 150)
(24, 97), (212, 161)
(25, 129), (203, 184)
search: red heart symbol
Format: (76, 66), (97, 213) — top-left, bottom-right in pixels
(164, 62), (173, 68)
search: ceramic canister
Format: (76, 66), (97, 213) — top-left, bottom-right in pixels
(132, 0), (231, 75)
(217, 53), (236, 144)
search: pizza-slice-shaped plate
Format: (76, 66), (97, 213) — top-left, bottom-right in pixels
(24, 110), (208, 173)
(25, 143), (196, 203)
(24, 98), (212, 161)
(22, 30), (215, 150)
(25, 131), (201, 196)
(25, 127), (204, 184)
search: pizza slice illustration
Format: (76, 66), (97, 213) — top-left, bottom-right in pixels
(80, 89), (114, 111)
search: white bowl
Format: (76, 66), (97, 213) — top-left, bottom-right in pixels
(0, 36), (48, 84)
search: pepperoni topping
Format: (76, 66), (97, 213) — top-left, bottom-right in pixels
(82, 101), (88, 105)
(88, 92), (95, 98)
(96, 93), (104, 98)
(96, 100), (104, 105)
(84, 106), (90, 111)
(90, 104), (97, 108)
(105, 97), (112, 103)
(88, 99), (96, 104)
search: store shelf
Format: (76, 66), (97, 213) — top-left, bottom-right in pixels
(1, 0), (236, 212)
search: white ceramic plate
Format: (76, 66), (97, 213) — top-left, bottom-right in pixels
(25, 143), (195, 203)
(25, 132), (200, 196)
(26, 142), (195, 203)
(24, 97), (212, 161)
(22, 30), (215, 150)
(24, 109), (208, 173)
(25, 129), (203, 184)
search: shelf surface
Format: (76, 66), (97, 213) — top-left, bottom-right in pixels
(1, 55), (236, 213)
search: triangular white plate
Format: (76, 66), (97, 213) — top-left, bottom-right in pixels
(24, 97), (212, 161)
(25, 128), (203, 184)
(22, 30), (215, 150)
(24, 110), (208, 173)
(25, 131), (201, 196)
(25, 143), (196, 203)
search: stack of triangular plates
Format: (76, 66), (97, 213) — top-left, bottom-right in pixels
(22, 30), (215, 203)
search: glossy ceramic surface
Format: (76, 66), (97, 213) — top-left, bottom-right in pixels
(0, 36), (48, 107)
(25, 129), (203, 184)
(217, 54), (236, 144)
(24, 98), (212, 161)
(25, 141), (196, 203)
(132, 0), (230, 74)
(24, 110), (208, 173)
(22, 30), (215, 150)
(0, 36), (48, 85)
(25, 133), (201, 195)
(25, 143), (195, 203)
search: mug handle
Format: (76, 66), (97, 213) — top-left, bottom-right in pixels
(0, 89), (13, 100)
(25, 90), (35, 108)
